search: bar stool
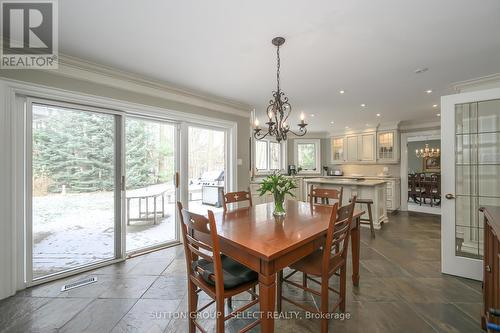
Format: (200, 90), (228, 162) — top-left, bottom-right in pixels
(351, 198), (375, 238)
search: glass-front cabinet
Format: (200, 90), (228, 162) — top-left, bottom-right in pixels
(331, 136), (345, 163)
(377, 130), (399, 163)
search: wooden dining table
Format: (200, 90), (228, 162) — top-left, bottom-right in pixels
(212, 200), (365, 333)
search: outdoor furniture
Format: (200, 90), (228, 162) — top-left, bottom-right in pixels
(211, 200), (365, 333)
(126, 184), (169, 225)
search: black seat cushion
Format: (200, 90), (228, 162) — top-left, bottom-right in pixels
(192, 255), (258, 289)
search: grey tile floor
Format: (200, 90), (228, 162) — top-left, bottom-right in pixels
(0, 211), (483, 332)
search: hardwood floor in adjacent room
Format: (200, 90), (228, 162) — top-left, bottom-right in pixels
(0, 211), (482, 333)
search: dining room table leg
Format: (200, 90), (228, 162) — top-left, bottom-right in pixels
(351, 216), (361, 286)
(259, 272), (276, 333)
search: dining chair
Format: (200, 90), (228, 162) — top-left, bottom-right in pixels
(277, 197), (357, 333)
(309, 184), (343, 207)
(222, 188), (252, 212)
(177, 202), (260, 333)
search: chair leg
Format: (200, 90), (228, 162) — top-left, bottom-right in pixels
(216, 296), (225, 333)
(339, 265), (347, 312)
(320, 276), (329, 333)
(303, 272), (308, 288)
(188, 281), (198, 333)
(367, 204), (375, 238)
(277, 270), (283, 313)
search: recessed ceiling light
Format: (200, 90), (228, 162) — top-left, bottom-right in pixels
(339, 90), (345, 94)
(310, 113), (315, 117)
(426, 89), (433, 94)
(376, 113), (381, 117)
(330, 121), (334, 124)
(345, 126), (349, 129)
(436, 113), (441, 117)
(415, 67), (429, 74)
(433, 104), (438, 108)
(361, 104), (366, 107)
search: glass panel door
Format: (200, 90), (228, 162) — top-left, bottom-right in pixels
(125, 117), (178, 253)
(31, 102), (118, 280)
(455, 100), (500, 260)
(187, 126), (226, 215)
(442, 89), (500, 280)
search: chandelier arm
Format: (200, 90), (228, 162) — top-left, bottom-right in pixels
(287, 127), (308, 137)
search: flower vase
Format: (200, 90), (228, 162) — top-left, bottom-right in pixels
(273, 192), (286, 217)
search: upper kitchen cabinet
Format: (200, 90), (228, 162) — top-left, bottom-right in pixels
(330, 125), (399, 165)
(377, 130), (399, 163)
(331, 136), (345, 163)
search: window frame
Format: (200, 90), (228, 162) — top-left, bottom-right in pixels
(254, 138), (287, 175)
(294, 138), (321, 174)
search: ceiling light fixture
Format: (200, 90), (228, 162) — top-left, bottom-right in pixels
(253, 37), (307, 142)
(330, 121), (334, 124)
(416, 144), (440, 158)
(376, 113), (381, 117)
(433, 104), (438, 108)
(339, 90), (345, 94)
(361, 104), (366, 107)
(310, 113), (315, 117)
(436, 113), (441, 117)
(426, 89), (433, 94)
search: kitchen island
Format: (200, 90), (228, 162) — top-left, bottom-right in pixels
(303, 177), (388, 229)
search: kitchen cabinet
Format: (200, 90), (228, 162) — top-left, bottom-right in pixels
(330, 128), (399, 165)
(331, 136), (345, 163)
(360, 133), (376, 162)
(377, 130), (399, 163)
(346, 135), (359, 162)
(343, 132), (376, 163)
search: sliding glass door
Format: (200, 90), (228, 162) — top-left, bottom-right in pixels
(125, 117), (179, 253)
(187, 126), (226, 214)
(30, 101), (120, 280)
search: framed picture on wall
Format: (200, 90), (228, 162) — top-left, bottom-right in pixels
(423, 156), (441, 172)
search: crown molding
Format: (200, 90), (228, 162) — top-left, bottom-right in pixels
(46, 54), (252, 117)
(399, 120), (440, 132)
(451, 73), (500, 93)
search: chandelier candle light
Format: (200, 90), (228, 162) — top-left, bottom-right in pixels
(415, 144), (440, 158)
(253, 37), (308, 142)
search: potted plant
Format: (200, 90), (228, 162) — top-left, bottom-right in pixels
(257, 172), (298, 216)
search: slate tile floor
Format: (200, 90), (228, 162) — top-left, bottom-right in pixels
(0, 211), (483, 332)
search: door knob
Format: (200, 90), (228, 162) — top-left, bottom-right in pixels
(445, 193), (455, 200)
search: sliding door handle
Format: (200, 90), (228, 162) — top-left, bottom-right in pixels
(174, 172), (180, 189)
(445, 193), (455, 200)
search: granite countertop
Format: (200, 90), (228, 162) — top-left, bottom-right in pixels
(303, 177), (387, 186)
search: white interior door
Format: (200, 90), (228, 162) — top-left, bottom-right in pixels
(441, 87), (500, 280)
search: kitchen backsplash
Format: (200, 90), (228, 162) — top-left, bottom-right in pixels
(325, 164), (401, 177)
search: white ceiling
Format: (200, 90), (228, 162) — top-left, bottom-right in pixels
(59, 0), (500, 132)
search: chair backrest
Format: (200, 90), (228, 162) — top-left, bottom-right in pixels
(323, 196), (356, 273)
(177, 202), (224, 292)
(309, 185), (343, 206)
(222, 187), (252, 211)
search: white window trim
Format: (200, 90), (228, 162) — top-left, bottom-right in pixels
(294, 138), (321, 175)
(253, 138), (287, 175)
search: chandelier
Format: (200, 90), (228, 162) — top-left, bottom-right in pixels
(253, 37), (307, 142)
(415, 144), (440, 158)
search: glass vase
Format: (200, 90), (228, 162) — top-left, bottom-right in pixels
(273, 192), (286, 217)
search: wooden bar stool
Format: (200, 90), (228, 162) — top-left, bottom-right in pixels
(351, 198), (375, 238)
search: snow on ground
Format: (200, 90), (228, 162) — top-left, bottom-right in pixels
(32, 191), (222, 278)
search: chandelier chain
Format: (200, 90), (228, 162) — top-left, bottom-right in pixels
(276, 44), (280, 93)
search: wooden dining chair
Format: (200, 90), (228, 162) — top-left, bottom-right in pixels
(222, 188), (252, 212)
(309, 184), (343, 206)
(177, 202), (260, 333)
(277, 197), (357, 333)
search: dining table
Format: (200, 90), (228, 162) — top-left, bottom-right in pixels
(212, 200), (365, 333)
